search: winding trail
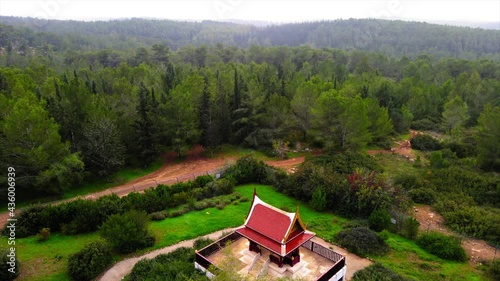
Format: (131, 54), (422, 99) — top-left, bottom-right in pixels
(99, 228), (234, 281)
(412, 205), (498, 264)
(98, 229), (372, 281)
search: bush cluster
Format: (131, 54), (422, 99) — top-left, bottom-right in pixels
(0, 250), (19, 281)
(352, 263), (409, 281)
(335, 227), (389, 257)
(411, 118), (438, 131)
(36, 227), (50, 242)
(400, 217), (420, 240)
(223, 155), (290, 190)
(99, 210), (155, 253)
(409, 188), (436, 204)
(7, 174), (235, 238)
(68, 240), (112, 281)
(487, 260), (500, 281)
(368, 210), (391, 232)
(416, 232), (467, 261)
(129, 247), (206, 281)
(193, 237), (214, 250)
(273, 153), (407, 218)
(410, 134), (441, 151)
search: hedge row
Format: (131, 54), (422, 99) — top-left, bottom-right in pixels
(9, 175), (234, 238)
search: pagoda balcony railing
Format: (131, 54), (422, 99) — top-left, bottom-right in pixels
(301, 240), (346, 281)
(195, 232), (243, 271)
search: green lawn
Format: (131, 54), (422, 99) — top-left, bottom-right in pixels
(375, 233), (487, 281)
(0, 184), (490, 281)
(1, 232), (100, 281)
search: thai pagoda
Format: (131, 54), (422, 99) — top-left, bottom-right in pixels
(195, 189), (347, 280)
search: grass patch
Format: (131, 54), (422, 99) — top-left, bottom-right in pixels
(151, 184), (347, 248)
(374, 153), (420, 178)
(375, 233), (486, 281)
(0, 232), (101, 281)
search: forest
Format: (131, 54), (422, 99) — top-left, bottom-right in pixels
(0, 17), (499, 281)
(1, 16), (500, 59)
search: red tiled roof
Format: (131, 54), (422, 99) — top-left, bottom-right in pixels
(236, 227), (282, 254)
(238, 192), (316, 256)
(246, 203), (291, 243)
(286, 232), (315, 254)
(236, 226), (314, 256)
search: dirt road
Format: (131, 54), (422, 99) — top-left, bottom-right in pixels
(412, 205), (498, 264)
(0, 146), (307, 228)
(99, 229), (371, 281)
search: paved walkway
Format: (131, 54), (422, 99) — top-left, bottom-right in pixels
(99, 229), (371, 281)
(99, 228), (234, 281)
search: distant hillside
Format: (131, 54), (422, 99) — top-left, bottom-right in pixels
(1, 17), (499, 59)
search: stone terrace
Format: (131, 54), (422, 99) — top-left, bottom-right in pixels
(205, 236), (342, 280)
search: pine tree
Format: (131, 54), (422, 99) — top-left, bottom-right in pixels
(133, 83), (156, 165)
(199, 77), (221, 151)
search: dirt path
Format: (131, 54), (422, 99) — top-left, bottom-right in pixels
(99, 229), (371, 281)
(412, 205), (498, 264)
(367, 130), (418, 159)
(0, 146), (308, 228)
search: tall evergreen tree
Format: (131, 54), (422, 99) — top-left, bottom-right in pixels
(199, 77), (221, 151)
(133, 83), (156, 165)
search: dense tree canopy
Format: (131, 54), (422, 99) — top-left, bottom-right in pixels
(0, 18), (498, 195)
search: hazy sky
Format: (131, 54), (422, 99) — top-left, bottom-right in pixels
(0, 0), (499, 24)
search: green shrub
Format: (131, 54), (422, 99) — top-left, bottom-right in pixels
(439, 205), (499, 243)
(411, 118), (438, 131)
(193, 201), (209, 210)
(443, 140), (476, 158)
(61, 199), (102, 234)
(408, 188), (436, 204)
(68, 240), (112, 281)
(368, 210), (391, 232)
(487, 260), (500, 281)
(223, 156), (268, 185)
(239, 196), (249, 202)
(352, 263), (409, 281)
(36, 228), (50, 242)
(149, 211), (167, 221)
(99, 210), (155, 253)
(336, 227), (389, 257)
(379, 230), (390, 240)
(11, 205), (46, 238)
(341, 219), (368, 229)
(129, 247), (204, 281)
(416, 232), (467, 261)
(393, 174), (424, 190)
(0, 250), (19, 281)
(193, 237), (214, 250)
(400, 217), (420, 240)
(194, 175), (214, 188)
(410, 134), (441, 151)
(429, 151), (450, 169)
(170, 207), (191, 218)
(310, 188), (327, 211)
(311, 151), (382, 174)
